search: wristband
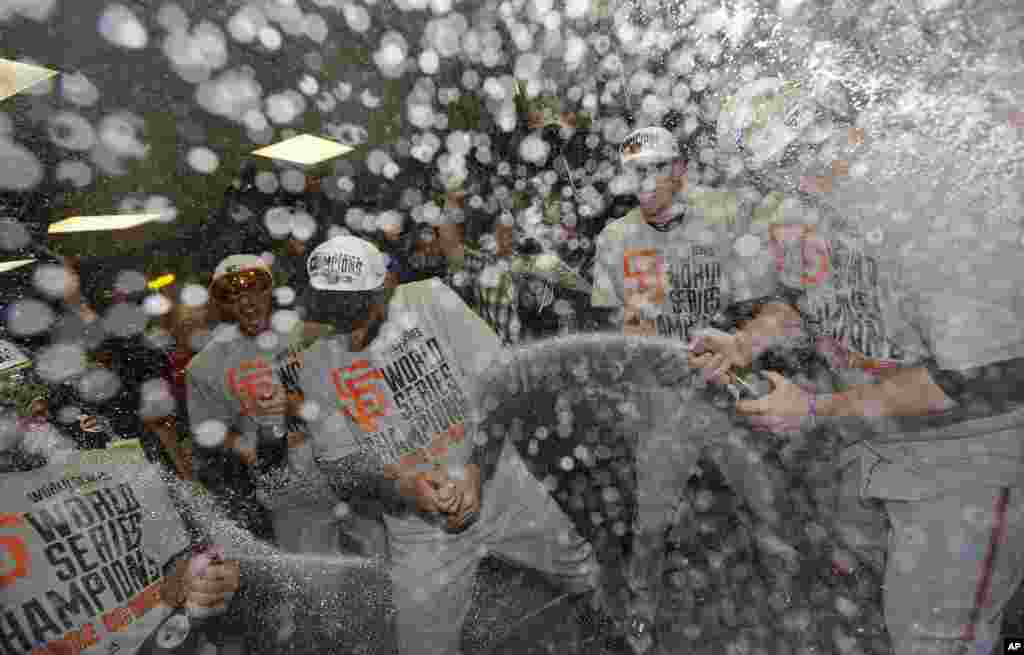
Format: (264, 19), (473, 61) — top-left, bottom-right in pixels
(807, 392), (817, 428)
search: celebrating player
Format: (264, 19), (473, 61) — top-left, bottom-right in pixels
(590, 124), (806, 653)
(699, 78), (1024, 655)
(297, 235), (602, 655)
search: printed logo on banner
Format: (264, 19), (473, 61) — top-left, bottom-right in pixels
(0, 513), (30, 588)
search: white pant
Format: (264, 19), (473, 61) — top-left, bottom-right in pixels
(387, 440), (599, 655)
(826, 455), (1024, 655)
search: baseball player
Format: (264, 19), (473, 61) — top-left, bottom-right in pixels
(297, 235), (602, 655)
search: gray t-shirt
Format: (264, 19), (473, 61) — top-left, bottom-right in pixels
(772, 210), (1024, 495)
(186, 322), (334, 511)
(298, 279), (504, 535)
(591, 196), (777, 341)
(769, 217), (924, 385)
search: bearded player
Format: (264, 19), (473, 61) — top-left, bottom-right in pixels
(296, 235), (603, 655)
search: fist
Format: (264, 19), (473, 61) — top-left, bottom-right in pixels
(249, 387), (287, 417)
(398, 467), (450, 514)
(185, 549), (240, 617)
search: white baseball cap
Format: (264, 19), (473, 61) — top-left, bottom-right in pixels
(211, 254), (273, 284)
(306, 235), (388, 292)
(619, 126), (681, 166)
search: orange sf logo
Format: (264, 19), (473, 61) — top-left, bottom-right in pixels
(332, 360), (389, 433)
(768, 224), (830, 288)
(0, 513), (30, 588)
(623, 249), (666, 300)
(227, 358), (277, 414)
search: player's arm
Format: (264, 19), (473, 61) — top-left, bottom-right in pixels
(732, 297), (806, 359)
(318, 452), (443, 516)
(185, 368), (254, 474)
(691, 295), (807, 377)
(813, 365), (952, 419)
(819, 269), (1024, 420)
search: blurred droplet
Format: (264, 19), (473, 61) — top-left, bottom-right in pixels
(143, 293), (173, 317)
(77, 368), (121, 404)
(194, 419), (228, 449)
(272, 310), (300, 334)
(98, 4), (149, 49)
(35, 343), (86, 383)
(104, 303), (147, 338)
(6, 300), (55, 337)
(187, 147), (220, 173)
(0, 139), (44, 191)
(180, 284), (209, 308)
(0, 219), (30, 251)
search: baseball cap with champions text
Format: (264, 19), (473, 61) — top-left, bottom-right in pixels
(303, 235), (390, 325)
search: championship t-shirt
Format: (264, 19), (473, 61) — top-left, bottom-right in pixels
(767, 216), (924, 387)
(0, 446), (190, 655)
(591, 198), (774, 341)
(298, 279), (504, 532)
(186, 321), (335, 512)
(771, 209), (1024, 495)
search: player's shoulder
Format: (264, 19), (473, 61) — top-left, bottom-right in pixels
(595, 209), (644, 246)
(185, 326), (234, 377)
(298, 336), (335, 373)
(395, 278), (457, 305)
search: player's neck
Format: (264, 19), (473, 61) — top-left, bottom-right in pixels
(347, 306), (391, 352)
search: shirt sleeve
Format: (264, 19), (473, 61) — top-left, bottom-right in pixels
(590, 230), (623, 308)
(906, 259), (1024, 371)
(185, 358), (237, 434)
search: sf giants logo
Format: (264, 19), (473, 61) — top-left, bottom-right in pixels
(623, 249), (666, 304)
(767, 224), (830, 288)
(332, 361), (389, 433)
(0, 513), (30, 588)
(227, 358), (277, 415)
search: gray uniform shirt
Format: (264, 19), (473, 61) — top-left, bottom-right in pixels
(186, 322), (334, 511)
(773, 210), (1024, 497)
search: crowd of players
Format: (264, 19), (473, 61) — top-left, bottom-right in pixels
(3, 85), (1024, 655)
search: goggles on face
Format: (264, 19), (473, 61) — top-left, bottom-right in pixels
(212, 269), (272, 304)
